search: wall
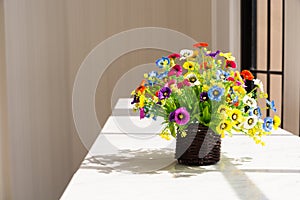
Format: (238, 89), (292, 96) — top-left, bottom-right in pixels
(3, 0), (86, 199)
(0, 0), (11, 198)
(2, 0), (212, 199)
(64, 0), (212, 128)
(284, 0), (300, 135)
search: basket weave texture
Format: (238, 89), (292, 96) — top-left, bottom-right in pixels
(175, 123), (221, 166)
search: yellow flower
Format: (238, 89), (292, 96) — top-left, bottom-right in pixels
(217, 60), (222, 65)
(228, 109), (243, 123)
(217, 105), (228, 118)
(273, 115), (281, 130)
(216, 120), (232, 138)
(131, 90), (136, 95)
(159, 130), (171, 140)
(233, 86), (246, 95)
(183, 61), (195, 71)
(202, 84), (209, 92)
(259, 92), (268, 99)
(169, 58), (176, 67)
(139, 95), (145, 108)
(234, 71), (245, 84)
(220, 52), (235, 61)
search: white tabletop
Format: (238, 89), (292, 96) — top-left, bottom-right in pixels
(61, 98), (300, 200)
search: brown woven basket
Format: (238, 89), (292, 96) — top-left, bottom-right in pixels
(175, 123), (221, 166)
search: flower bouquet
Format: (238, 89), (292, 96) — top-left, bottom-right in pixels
(130, 42), (280, 166)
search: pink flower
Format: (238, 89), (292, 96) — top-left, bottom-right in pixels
(168, 65), (182, 77)
(177, 79), (191, 88)
(165, 79), (177, 87)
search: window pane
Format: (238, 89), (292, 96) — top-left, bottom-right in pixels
(257, 0), (267, 71)
(270, 0), (283, 71)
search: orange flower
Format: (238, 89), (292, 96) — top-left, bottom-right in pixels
(240, 70), (254, 81)
(136, 80), (146, 93)
(193, 42), (209, 48)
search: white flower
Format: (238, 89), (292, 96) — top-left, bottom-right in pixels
(243, 95), (257, 107)
(185, 73), (200, 86)
(179, 49), (194, 60)
(253, 79), (264, 92)
(243, 116), (258, 129)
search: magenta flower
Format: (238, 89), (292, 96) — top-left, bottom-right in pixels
(158, 87), (172, 100)
(168, 65), (183, 77)
(174, 107), (190, 125)
(139, 108), (145, 119)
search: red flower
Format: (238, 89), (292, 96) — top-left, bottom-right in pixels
(155, 91), (159, 97)
(240, 70), (254, 81)
(168, 53), (180, 59)
(227, 77), (235, 82)
(226, 60), (237, 68)
(234, 101), (239, 107)
(193, 42), (209, 48)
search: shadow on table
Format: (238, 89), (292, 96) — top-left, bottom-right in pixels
(81, 149), (252, 178)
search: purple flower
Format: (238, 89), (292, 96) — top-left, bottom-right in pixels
(174, 107), (190, 125)
(168, 65), (183, 77)
(131, 95), (139, 104)
(206, 50), (220, 58)
(200, 92), (209, 102)
(158, 87), (172, 100)
(169, 111), (176, 122)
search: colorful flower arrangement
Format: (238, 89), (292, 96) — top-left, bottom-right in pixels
(130, 42), (280, 145)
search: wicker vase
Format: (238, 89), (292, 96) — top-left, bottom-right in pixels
(175, 123), (221, 166)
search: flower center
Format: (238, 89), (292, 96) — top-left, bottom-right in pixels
(178, 113), (184, 119)
(253, 109), (258, 115)
(232, 114), (238, 120)
(246, 99), (253, 105)
(189, 77), (196, 83)
(163, 92), (168, 97)
(248, 118), (254, 125)
(213, 90), (220, 96)
(220, 123), (227, 130)
(189, 65), (192, 69)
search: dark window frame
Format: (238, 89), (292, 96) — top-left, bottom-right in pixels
(240, 0), (285, 128)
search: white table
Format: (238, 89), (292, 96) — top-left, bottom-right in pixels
(61, 98), (300, 200)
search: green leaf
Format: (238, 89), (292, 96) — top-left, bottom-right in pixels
(203, 106), (211, 124)
(169, 122), (176, 138)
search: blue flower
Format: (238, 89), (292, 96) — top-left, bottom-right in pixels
(266, 100), (277, 112)
(208, 86), (225, 102)
(249, 106), (262, 118)
(156, 57), (170, 68)
(146, 71), (158, 86)
(263, 117), (273, 132)
(216, 70), (229, 81)
(157, 71), (168, 79)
